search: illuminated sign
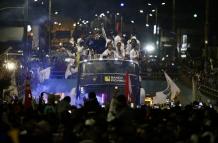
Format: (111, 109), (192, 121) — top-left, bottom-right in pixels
(104, 76), (111, 82)
(104, 76), (124, 82)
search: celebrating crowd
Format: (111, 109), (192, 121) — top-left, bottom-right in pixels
(1, 92), (218, 143)
(51, 27), (141, 70)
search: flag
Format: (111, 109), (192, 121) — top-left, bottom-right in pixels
(164, 72), (181, 101)
(115, 22), (121, 33)
(153, 91), (167, 104)
(39, 67), (51, 82)
(115, 15), (123, 33)
(23, 74), (32, 109)
(125, 72), (133, 103)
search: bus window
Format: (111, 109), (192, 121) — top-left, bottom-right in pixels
(76, 59), (141, 107)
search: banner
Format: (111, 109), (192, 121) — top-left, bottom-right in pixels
(39, 67), (51, 82)
(125, 72), (133, 103)
(164, 72), (181, 100)
(153, 91), (167, 104)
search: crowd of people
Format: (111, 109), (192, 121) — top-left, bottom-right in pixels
(48, 27), (142, 79)
(1, 92), (218, 143)
(68, 27), (141, 61)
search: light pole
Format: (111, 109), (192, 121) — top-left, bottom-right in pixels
(48, 0), (51, 54)
(204, 0), (209, 55)
(172, 0), (176, 32)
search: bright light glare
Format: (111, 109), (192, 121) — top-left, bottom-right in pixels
(139, 10), (144, 13)
(145, 44), (155, 53)
(161, 2), (166, 5)
(131, 20), (135, 24)
(54, 11), (58, 15)
(181, 55), (186, 58)
(27, 25), (32, 32)
(148, 3), (152, 6)
(65, 58), (71, 62)
(193, 14), (197, 18)
(120, 3), (124, 7)
(99, 13), (105, 18)
(6, 62), (16, 71)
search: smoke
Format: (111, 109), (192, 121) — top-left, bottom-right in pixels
(31, 79), (77, 101)
(32, 15), (48, 25)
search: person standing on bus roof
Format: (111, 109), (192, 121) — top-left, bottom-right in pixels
(101, 42), (118, 59)
(116, 41), (125, 59)
(126, 36), (140, 56)
(129, 38), (139, 61)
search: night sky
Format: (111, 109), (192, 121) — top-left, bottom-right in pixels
(1, 0), (217, 23)
(0, 0), (218, 37)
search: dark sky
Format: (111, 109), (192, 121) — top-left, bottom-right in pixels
(1, 0), (217, 22)
(0, 0), (217, 32)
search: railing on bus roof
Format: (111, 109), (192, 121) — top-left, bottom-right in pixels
(79, 58), (139, 65)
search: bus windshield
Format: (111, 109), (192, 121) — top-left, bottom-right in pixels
(80, 60), (139, 74)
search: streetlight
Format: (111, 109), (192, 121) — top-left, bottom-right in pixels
(161, 2), (166, 6)
(139, 10), (144, 14)
(144, 44), (155, 53)
(146, 14), (149, 27)
(193, 13), (198, 18)
(54, 11), (58, 15)
(27, 25), (32, 32)
(5, 61), (17, 71)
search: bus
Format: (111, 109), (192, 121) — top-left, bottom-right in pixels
(75, 59), (144, 107)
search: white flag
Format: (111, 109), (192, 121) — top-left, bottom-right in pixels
(153, 91), (167, 104)
(164, 72), (181, 100)
(39, 67), (51, 82)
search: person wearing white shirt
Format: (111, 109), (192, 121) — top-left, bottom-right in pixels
(101, 42), (118, 59)
(114, 33), (122, 46)
(65, 58), (78, 79)
(115, 41), (125, 59)
(129, 39), (139, 61)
